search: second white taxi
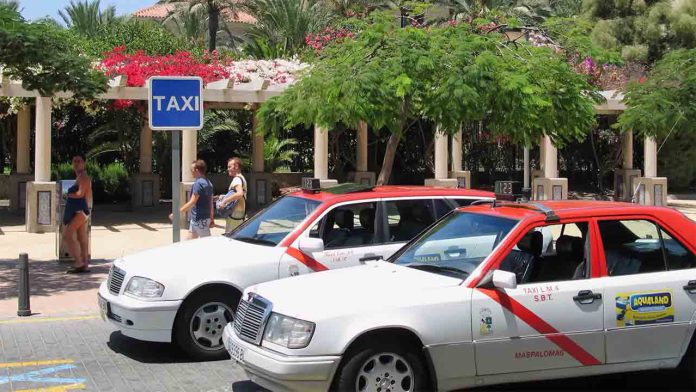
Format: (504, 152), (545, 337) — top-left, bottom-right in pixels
(224, 200), (696, 391)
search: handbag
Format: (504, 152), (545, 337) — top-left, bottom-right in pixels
(217, 176), (246, 220)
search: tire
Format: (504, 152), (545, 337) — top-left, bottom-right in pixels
(173, 288), (239, 361)
(332, 339), (429, 392)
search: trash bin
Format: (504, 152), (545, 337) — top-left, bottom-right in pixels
(56, 180), (91, 261)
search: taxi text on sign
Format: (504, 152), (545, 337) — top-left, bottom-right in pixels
(148, 76), (204, 130)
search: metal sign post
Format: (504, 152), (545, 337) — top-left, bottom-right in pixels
(148, 76), (204, 243)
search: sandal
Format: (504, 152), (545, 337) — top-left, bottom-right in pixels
(66, 266), (91, 274)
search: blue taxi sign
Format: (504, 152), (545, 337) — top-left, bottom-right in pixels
(148, 76), (204, 130)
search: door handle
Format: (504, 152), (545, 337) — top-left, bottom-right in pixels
(573, 290), (602, 304)
(359, 255), (383, 263)
(683, 280), (696, 292)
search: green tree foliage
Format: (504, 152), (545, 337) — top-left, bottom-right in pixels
(583, 0), (696, 63)
(59, 0), (116, 36)
(258, 11), (598, 184)
(75, 18), (192, 57)
(543, 16), (622, 64)
(0, 4), (107, 98)
(163, 3), (208, 48)
(164, 0), (238, 52)
(618, 48), (696, 138)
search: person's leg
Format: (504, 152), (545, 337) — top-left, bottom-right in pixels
(188, 220), (199, 240)
(76, 215), (89, 268)
(65, 213), (87, 268)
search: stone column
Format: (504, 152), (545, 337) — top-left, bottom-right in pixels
(349, 121), (375, 185)
(644, 136), (657, 178)
(631, 135), (667, 206)
(140, 123), (153, 174)
(357, 121), (368, 172)
(26, 97), (58, 233)
(425, 127), (457, 188)
(16, 106), (30, 174)
(178, 129), (197, 225)
(249, 111), (273, 208)
(532, 135), (567, 200)
(314, 125), (337, 188)
(622, 130), (633, 169)
(523, 146), (530, 190)
(181, 129), (197, 182)
(449, 128), (470, 188)
(132, 122), (160, 209)
(614, 130), (640, 201)
(9, 106), (33, 211)
(35, 97), (51, 182)
(542, 135), (558, 179)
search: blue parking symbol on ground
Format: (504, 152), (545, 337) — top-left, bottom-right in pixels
(148, 76), (204, 130)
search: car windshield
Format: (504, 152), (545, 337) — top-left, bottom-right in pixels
(230, 196), (321, 246)
(392, 211), (519, 279)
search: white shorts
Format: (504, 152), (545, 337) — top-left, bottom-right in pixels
(189, 219), (211, 237)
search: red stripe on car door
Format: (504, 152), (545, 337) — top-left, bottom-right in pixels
(286, 247), (329, 272)
(478, 288), (602, 366)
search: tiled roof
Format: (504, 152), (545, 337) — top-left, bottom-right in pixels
(132, 2), (256, 24)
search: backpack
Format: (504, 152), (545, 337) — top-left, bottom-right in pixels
(216, 175), (246, 220)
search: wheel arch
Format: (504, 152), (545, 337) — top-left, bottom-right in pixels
(171, 282), (242, 342)
(335, 327), (438, 391)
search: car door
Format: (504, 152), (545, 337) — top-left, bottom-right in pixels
(279, 200), (386, 277)
(595, 217), (696, 364)
(375, 198), (444, 259)
(471, 220), (606, 375)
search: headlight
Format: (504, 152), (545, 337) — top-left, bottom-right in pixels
(263, 312), (315, 349)
(125, 277), (164, 298)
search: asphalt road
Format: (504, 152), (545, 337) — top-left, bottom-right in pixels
(0, 315), (692, 392)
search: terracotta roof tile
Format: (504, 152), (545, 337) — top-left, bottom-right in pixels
(133, 2), (256, 24)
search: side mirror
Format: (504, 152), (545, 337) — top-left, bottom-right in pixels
(298, 237), (324, 254)
(492, 270), (517, 290)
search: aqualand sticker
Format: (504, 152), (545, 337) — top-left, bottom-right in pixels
(615, 290), (674, 327)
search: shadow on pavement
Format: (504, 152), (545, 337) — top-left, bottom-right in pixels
(232, 381), (268, 392)
(107, 331), (195, 364)
(0, 257), (111, 300)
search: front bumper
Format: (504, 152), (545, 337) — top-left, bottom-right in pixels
(98, 282), (182, 343)
(222, 323), (341, 392)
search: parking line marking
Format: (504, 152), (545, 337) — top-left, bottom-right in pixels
(0, 315), (99, 325)
(0, 360), (74, 369)
(13, 383), (86, 392)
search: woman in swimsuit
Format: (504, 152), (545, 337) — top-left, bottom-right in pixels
(63, 155), (92, 273)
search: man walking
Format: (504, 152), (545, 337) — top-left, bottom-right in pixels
(170, 159), (214, 239)
(218, 157), (247, 233)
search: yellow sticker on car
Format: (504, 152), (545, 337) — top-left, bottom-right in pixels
(615, 290), (674, 327)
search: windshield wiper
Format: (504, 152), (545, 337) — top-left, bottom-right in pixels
(406, 263), (469, 278)
(232, 236), (277, 246)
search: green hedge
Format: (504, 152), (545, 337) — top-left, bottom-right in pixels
(52, 161), (130, 202)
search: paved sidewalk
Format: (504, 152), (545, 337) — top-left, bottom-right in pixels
(0, 203), (225, 318)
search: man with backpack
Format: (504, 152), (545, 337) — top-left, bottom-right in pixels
(218, 157), (247, 233)
(170, 159), (214, 240)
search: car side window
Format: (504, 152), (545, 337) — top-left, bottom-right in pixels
(433, 199), (453, 220)
(598, 219), (678, 276)
(309, 202), (378, 249)
(660, 228), (696, 270)
(499, 222), (590, 284)
(385, 199), (436, 242)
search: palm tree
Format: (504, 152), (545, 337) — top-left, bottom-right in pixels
(163, 0), (237, 52)
(59, 0), (116, 35)
(163, 3), (208, 47)
(0, 0), (20, 13)
(241, 0), (331, 59)
(263, 135), (298, 172)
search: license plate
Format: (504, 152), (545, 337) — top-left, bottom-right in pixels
(227, 337), (245, 363)
(98, 295), (107, 321)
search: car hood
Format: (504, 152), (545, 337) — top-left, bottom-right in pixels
(113, 235), (284, 280)
(247, 261), (462, 321)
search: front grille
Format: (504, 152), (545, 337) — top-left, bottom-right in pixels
(108, 266), (126, 295)
(234, 294), (271, 344)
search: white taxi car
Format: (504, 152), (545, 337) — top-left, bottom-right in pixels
(98, 181), (493, 360)
(224, 201), (696, 391)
